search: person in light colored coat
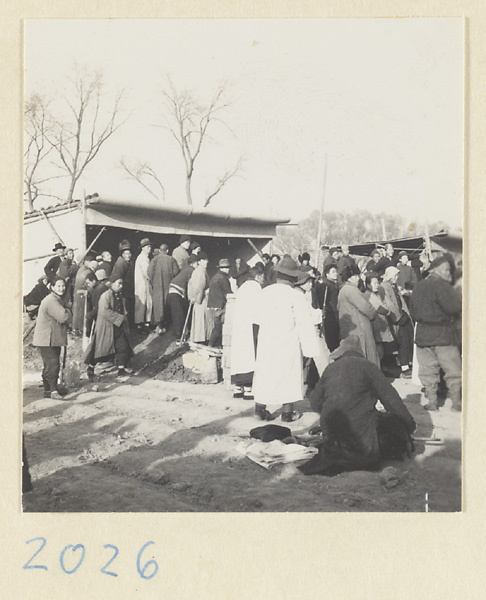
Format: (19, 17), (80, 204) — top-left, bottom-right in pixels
(338, 264), (379, 366)
(252, 256), (320, 422)
(134, 238), (153, 328)
(230, 265), (265, 398)
(188, 252), (210, 343)
(33, 277), (72, 398)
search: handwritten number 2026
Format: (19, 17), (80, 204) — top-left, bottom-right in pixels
(23, 538), (158, 579)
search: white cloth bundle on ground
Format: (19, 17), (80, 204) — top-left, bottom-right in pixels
(238, 440), (318, 469)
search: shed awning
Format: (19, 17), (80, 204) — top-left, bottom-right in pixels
(85, 196), (290, 238)
(321, 230), (460, 257)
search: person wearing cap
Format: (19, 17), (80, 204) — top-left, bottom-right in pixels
(298, 252), (313, 273)
(172, 235), (192, 270)
(110, 241), (135, 326)
(148, 243), (180, 334)
(84, 276), (133, 379)
(230, 256), (251, 289)
(72, 254), (96, 335)
(396, 251), (418, 298)
(44, 242), (66, 283)
(381, 266), (414, 377)
(336, 244), (357, 280)
(134, 238), (153, 330)
(32, 276), (72, 399)
(188, 252), (210, 343)
(252, 256), (320, 422)
(24, 275), (50, 319)
(207, 258), (232, 347)
(337, 263), (380, 366)
(299, 336), (416, 476)
(410, 253), (462, 411)
(366, 248), (382, 273)
(323, 247), (340, 271)
(84, 270), (109, 339)
(167, 255), (198, 338)
(230, 265), (266, 399)
(190, 240), (202, 256)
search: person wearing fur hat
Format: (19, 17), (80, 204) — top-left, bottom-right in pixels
(134, 238), (153, 330)
(396, 250), (418, 294)
(337, 263), (380, 366)
(207, 258), (232, 347)
(252, 256), (320, 422)
(172, 235), (192, 270)
(299, 335), (416, 476)
(323, 247), (340, 271)
(410, 253), (462, 411)
(110, 241), (135, 326)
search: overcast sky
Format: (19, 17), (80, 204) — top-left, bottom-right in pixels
(25, 18), (463, 229)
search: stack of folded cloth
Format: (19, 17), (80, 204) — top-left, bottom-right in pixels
(240, 439), (318, 469)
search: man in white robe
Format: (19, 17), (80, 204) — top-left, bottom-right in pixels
(230, 265), (265, 399)
(252, 256), (320, 422)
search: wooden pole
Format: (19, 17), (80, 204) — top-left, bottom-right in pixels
(80, 191), (87, 254)
(424, 221), (433, 261)
(246, 238), (263, 259)
(39, 209), (66, 246)
(315, 154), (328, 271)
(380, 217), (387, 240)
(78, 226), (107, 264)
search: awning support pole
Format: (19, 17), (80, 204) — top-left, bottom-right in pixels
(39, 209), (65, 246)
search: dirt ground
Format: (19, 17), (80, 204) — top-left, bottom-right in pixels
(22, 326), (462, 513)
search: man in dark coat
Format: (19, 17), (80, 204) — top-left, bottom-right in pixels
(299, 336), (416, 476)
(317, 264), (340, 352)
(172, 235), (192, 270)
(110, 241), (135, 326)
(410, 254), (462, 411)
(323, 247), (340, 271)
(167, 255), (197, 338)
(230, 257), (250, 288)
(44, 242), (66, 283)
(366, 248), (382, 273)
(58, 248), (78, 304)
(375, 244), (397, 278)
(72, 254), (96, 335)
(207, 258), (232, 347)
(148, 243), (180, 333)
(24, 276), (50, 318)
(336, 244), (357, 280)
(99, 251), (113, 277)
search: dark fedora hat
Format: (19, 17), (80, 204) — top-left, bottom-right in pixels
(52, 242), (66, 252)
(275, 256), (300, 278)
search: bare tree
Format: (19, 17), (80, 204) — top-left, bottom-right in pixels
(161, 77), (242, 207)
(47, 66), (126, 202)
(24, 94), (64, 211)
(120, 157), (166, 202)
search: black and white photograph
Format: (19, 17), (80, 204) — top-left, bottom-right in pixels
(22, 18), (463, 513)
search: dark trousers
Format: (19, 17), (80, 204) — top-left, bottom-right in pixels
(124, 296), (135, 327)
(323, 312), (340, 352)
(39, 346), (61, 392)
(168, 293), (188, 337)
(208, 308), (225, 347)
(397, 318), (414, 366)
(114, 325), (132, 368)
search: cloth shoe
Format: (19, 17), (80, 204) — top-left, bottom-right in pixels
(254, 405), (273, 421)
(233, 385), (244, 398)
(243, 387), (254, 400)
(50, 391), (64, 400)
(281, 411), (303, 423)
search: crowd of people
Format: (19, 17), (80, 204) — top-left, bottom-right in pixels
(25, 235), (462, 475)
